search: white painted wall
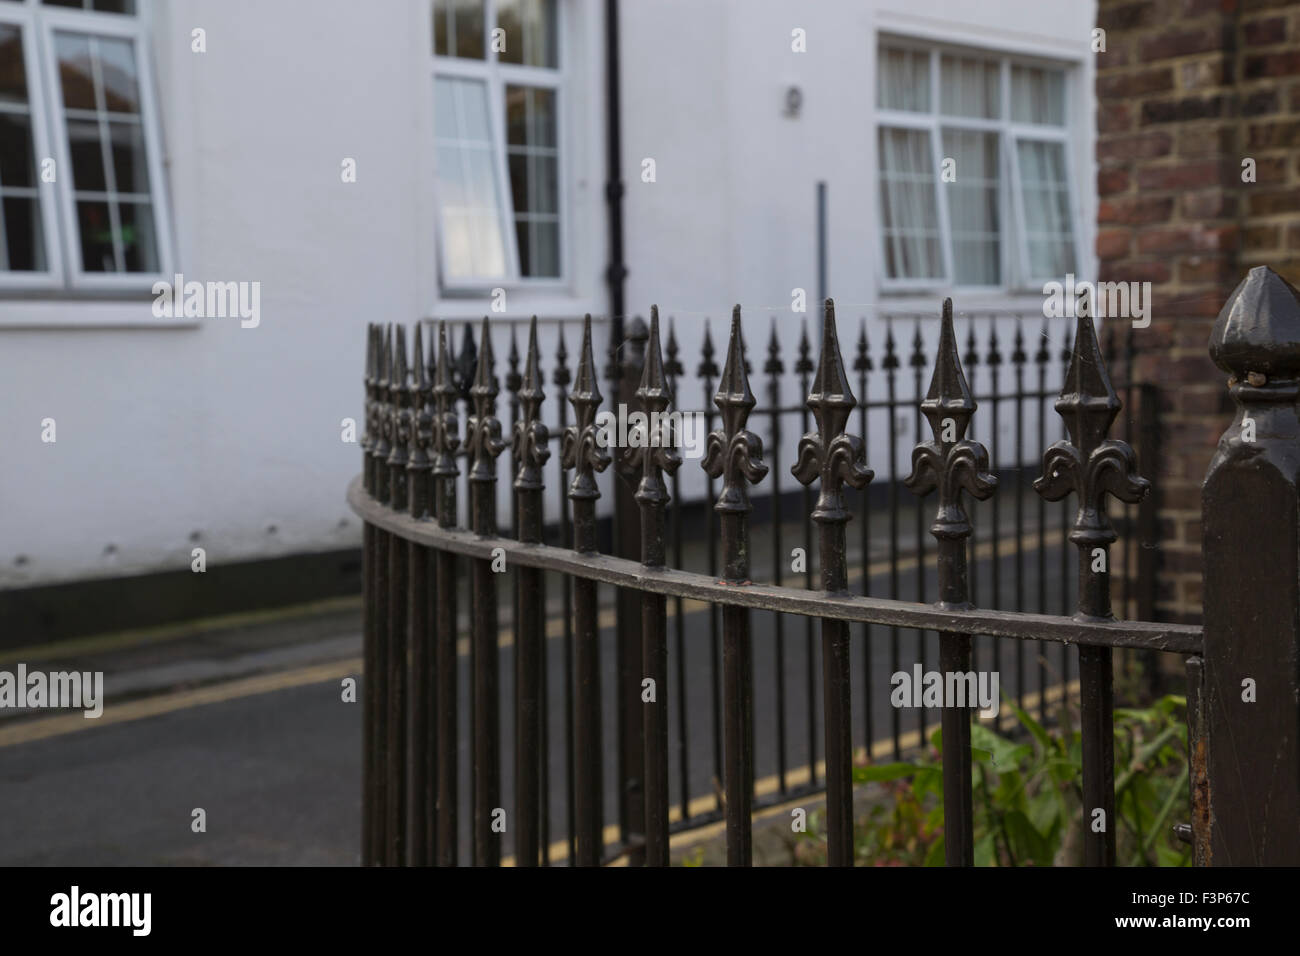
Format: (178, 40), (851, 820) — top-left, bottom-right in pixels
(0, 0), (1096, 590)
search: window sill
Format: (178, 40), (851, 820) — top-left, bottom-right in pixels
(0, 299), (200, 330)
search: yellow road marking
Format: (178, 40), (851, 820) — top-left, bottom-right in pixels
(0, 658), (362, 748)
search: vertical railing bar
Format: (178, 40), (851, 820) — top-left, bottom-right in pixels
(697, 325), (724, 811)
(706, 307), (767, 866)
(766, 321), (788, 795)
(361, 323), (380, 866)
(854, 321), (874, 755)
(512, 317), (549, 867)
(906, 299), (993, 867)
(468, 317), (506, 866)
(1012, 318), (1027, 715)
(883, 322), (902, 761)
(910, 321), (927, 744)
(793, 300), (872, 867)
(386, 324), (412, 867)
(665, 320), (691, 821)
(432, 322), (460, 866)
(986, 320), (1003, 732)
(551, 327), (576, 865)
(1034, 300), (1148, 868)
(626, 308), (680, 866)
(407, 323), (435, 866)
(563, 315), (611, 866)
(1034, 323), (1049, 722)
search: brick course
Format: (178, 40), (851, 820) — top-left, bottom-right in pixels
(1096, 0), (1300, 624)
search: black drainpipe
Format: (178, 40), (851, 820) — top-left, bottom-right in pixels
(604, 0), (627, 337)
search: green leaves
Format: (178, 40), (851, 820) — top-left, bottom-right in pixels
(796, 696), (1193, 867)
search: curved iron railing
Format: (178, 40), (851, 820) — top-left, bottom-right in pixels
(352, 271), (1300, 868)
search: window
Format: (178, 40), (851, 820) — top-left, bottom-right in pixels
(0, 0), (171, 291)
(876, 40), (1077, 291)
(432, 0), (561, 288)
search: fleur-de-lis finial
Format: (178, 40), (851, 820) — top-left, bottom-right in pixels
(792, 299), (874, 525)
(904, 299), (997, 556)
(704, 306), (768, 514)
(431, 321), (460, 480)
(621, 306), (682, 512)
(467, 316), (506, 484)
(513, 316), (551, 491)
(1034, 311), (1149, 583)
(387, 324), (412, 490)
(374, 325), (393, 469)
(562, 315), (612, 501)
(408, 323), (434, 517)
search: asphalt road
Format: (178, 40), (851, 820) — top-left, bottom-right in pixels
(0, 539), (1084, 866)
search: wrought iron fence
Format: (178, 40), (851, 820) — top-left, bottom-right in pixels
(351, 265), (1300, 867)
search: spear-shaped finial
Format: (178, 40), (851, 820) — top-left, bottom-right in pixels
(792, 299), (874, 524)
(698, 322), (719, 381)
(467, 316), (506, 484)
(1034, 312), (1149, 566)
(562, 315), (612, 502)
(623, 306), (681, 511)
(513, 317), (550, 491)
(905, 299), (996, 546)
(704, 305), (768, 515)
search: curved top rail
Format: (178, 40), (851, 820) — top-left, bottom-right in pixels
(348, 477), (1202, 655)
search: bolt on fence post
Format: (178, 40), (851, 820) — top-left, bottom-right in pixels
(1202, 265), (1300, 865)
(904, 299), (996, 867)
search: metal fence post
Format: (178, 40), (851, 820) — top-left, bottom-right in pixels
(1201, 265), (1300, 865)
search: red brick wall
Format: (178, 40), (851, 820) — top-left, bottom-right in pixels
(1096, 0), (1300, 624)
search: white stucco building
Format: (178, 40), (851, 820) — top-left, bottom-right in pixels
(0, 0), (1097, 623)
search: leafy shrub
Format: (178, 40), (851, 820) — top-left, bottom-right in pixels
(794, 696), (1191, 867)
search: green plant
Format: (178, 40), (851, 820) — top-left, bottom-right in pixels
(794, 695), (1191, 867)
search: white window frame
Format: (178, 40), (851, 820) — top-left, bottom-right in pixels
(875, 37), (1078, 296)
(0, 0), (173, 295)
(431, 0), (567, 294)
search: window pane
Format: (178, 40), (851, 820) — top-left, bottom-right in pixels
(66, 118), (106, 191)
(117, 199), (157, 271)
(0, 113), (38, 189)
(942, 128), (1000, 286)
(433, 0), (485, 59)
(1, 196), (46, 271)
(75, 199), (114, 271)
(877, 46), (930, 112)
(497, 0), (557, 68)
(57, 30), (161, 274)
(878, 126), (943, 280)
(1011, 65), (1065, 125)
(435, 76), (508, 279)
(108, 119), (149, 194)
(0, 24), (29, 104)
(505, 85), (559, 277)
(1017, 139), (1075, 278)
(43, 0), (137, 13)
(940, 54), (1000, 120)
(0, 24), (49, 273)
(56, 33), (142, 114)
